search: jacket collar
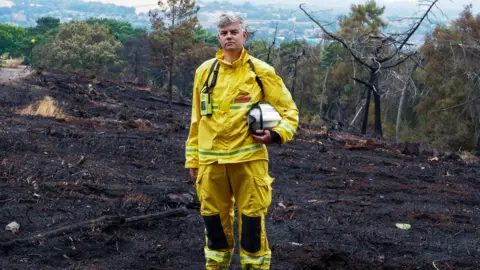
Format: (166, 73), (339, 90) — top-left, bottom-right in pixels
(216, 48), (250, 68)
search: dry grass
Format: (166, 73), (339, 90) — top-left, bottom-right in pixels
(17, 96), (65, 119)
(459, 151), (479, 164)
(1, 58), (23, 68)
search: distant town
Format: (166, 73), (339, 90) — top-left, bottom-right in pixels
(1, 0), (445, 45)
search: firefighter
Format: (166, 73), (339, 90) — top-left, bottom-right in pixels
(185, 13), (299, 269)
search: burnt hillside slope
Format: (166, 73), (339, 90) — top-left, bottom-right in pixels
(0, 71), (479, 269)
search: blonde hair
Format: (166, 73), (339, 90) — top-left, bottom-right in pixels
(217, 13), (245, 31)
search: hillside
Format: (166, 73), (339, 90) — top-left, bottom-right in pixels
(0, 70), (478, 268)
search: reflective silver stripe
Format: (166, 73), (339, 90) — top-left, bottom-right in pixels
(199, 144), (263, 157)
(240, 255), (271, 264)
(230, 103), (254, 110)
(240, 266), (270, 270)
(186, 148), (198, 153)
(211, 103), (254, 111)
(206, 259), (230, 269)
(279, 121), (295, 135)
(205, 250), (233, 260)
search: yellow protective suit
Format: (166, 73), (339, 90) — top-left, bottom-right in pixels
(185, 49), (299, 269)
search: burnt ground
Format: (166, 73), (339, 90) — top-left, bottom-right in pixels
(0, 70), (479, 269)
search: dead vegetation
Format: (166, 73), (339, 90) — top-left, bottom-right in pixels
(0, 70), (479, 269)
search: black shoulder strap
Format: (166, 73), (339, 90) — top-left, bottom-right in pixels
(202, 60), (219, 93)
(247, 59), (264, 91)
(203, 59), (264, 93)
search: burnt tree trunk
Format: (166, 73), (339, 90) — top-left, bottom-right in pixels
(476, 116), (480, 156)
(291, 57), (299, 100)
(266, 22), (278, 65)
(372, 73), (382, 137)
(168, 67), (173, 109)
(396, 63), (419, 141)
(361, 73), (375, 134)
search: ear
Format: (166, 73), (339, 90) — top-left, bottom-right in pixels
(243, 30), (247, 40)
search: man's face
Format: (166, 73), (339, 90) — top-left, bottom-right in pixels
(218, 22), (247, 53)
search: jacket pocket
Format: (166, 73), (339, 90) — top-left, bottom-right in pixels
(198, 117), (214, 150)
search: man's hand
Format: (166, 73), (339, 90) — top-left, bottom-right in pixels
(190, 168), (198, 179)
(253, 130), (274, 144)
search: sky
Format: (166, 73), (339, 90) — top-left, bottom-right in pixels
(0, 0), (14, 8)
(0, 0), (476, 17)
(80, 0), (477, 16)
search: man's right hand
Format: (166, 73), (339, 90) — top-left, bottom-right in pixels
(190, 168), (198, 179)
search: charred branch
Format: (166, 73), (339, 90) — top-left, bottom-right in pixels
(0, 207), (188, 251)
(382, 52), (416, 69)
(379, 0), (439, 63)
(299, 4), (372, 70)
(352, 77), (379, 94)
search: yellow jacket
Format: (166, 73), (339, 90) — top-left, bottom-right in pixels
(185, 49), (299, 168)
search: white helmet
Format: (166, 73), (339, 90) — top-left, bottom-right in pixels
(248, 102), (282, 135)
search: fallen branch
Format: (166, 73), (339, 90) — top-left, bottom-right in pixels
(73, 155), (87, 168)
(307, 199), (372, 206)
(307, 199), (354, 204)
(124, 207), (188, 223)
(143, 96), (191, 107)
(0, 207), (188, 250)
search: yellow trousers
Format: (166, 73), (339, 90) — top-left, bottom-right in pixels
(196, 160), (273, 270)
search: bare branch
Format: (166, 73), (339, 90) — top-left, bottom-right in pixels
(352, 77), (379, 94)
(383, 53), (415, 69)
(299, 4), (372, 70)
(379, 0), (439, 63)
(430, 97), (480, 113)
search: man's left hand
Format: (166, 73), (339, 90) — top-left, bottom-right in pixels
(253, 130), (274, 144)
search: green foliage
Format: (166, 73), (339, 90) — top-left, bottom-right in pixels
(193, 25), (218, 47)
(321, 42), (342, 67)
(33, 22), (123, 74)
(33, 17), (60, 34)
(0, 24), (26, 57)
(15, 17), (62, 64)
(412, 5), (480, 151)
(339, 0), (387, 37)
(85, 18), (142, 43)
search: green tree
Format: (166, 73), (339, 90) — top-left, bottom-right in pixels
(150, 0), (200, 108)
(21, 17), (61, 64)
(33, 17), (60, 33)
(34, 22), (123, 74)
(85, 18), (142, 43)
(0, 24), (26, 57)
(194, 25), (218, 47)
(338, 0), (386, 37)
